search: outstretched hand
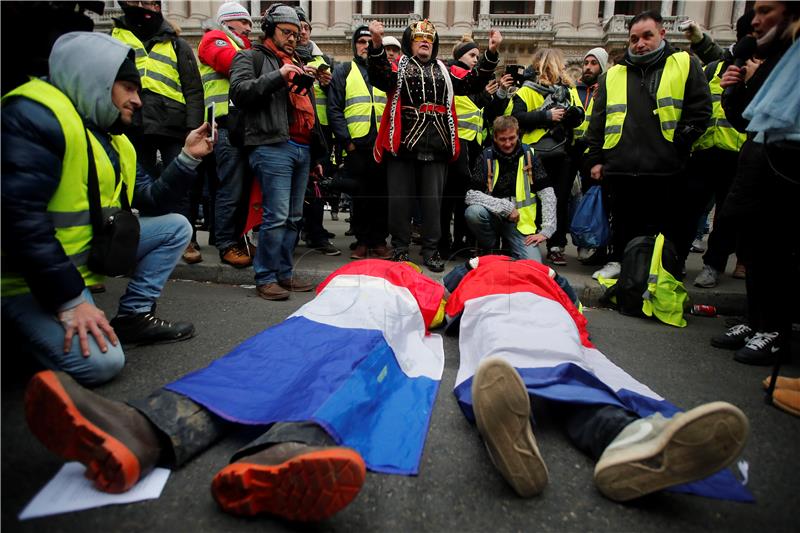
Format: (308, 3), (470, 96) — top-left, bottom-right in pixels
(488, 30), (502, 53)
(369, 19), (384, 48)
(184, 123), (215, 158)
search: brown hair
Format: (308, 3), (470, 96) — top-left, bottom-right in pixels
(493, 115), (519, 134)
(530, 48), (574, 87)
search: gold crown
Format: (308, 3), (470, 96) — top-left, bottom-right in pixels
(411, 19), (436, 37)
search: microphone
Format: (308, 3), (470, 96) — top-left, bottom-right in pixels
(722, 35), (757, 98)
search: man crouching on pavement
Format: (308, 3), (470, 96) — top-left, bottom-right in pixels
(1, 32), (215, 386)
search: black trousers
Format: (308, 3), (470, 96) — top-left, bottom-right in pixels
(556, 402), (639, 461)
(346, 147), (389, 247)
(129, 389), (333, 468)
(386, 155), (447, 257)
(542, 154), (575, 250)
(684, 148), (739, 272)
(440, 142), (478, 252)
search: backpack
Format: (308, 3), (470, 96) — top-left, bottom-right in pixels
(602, 234), (684, 320)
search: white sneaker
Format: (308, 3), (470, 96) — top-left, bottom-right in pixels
(693, 264), (719, 288)
(594, 402), (749, 502)
(472, 357), (548, 497)
(592, 261), (621, 280)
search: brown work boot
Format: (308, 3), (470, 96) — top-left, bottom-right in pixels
(221, 245), (253, 268)
(370, 244), (393, 260)
(211, 442), (366, 521)
(24, 370), (161, 493)
(256, 283), (290, 301)
(182, 242), (202, 264)
(350, 244), (368, 260)
(278, 276), (314, 292)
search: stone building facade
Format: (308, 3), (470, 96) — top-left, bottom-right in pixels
(93, 1), (747, 78)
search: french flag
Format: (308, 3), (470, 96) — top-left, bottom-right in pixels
(166, 260), (445, 475)
(447, 256), (753, 502)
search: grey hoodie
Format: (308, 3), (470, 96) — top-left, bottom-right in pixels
(49, 32), (132, 131)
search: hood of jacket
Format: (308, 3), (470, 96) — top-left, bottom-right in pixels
(49, 31), (132, 131)
(401, 24), (439, 61)
(114, 11), (177, 43)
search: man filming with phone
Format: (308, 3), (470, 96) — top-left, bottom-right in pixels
(229, 3), (327, 302)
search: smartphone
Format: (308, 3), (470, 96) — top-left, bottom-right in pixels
(504, 64), (526, 87)
(206, 102), (216, 140)
(316, 63), (329, 74)
(291, 72), (316, 93)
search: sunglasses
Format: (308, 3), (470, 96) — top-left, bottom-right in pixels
(412, 33), (435, 44)
(278, 27), (299, 40)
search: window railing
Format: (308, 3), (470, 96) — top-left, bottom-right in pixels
(477, 13), (554, 32)
(352, 13), (422, 32)
(603, 14), (689, 36)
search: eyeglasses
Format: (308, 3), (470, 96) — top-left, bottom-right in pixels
(412, 32), (435, 44)
(356, 39), (370, 45)
(278, 27), (299, 40)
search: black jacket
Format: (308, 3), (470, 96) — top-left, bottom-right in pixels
(229, 44), (328, 162)
(584, 41), (711, 177)
(328, 57), (377, 149)
(113, 17), (204, 139)
(1, 97), (198, 312)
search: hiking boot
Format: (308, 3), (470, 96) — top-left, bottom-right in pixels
(221, 244), (253, 268)
(24, 370), (161, 493)
(309, 241), (341, 256)
(182, 242), (202, 264)
(732, 262), (746, 279)
(350, 244), (368, 260)
(211, 442), (366, 521)
(110, 308), (195, 345)
(547, 247), (567, 266)
(592, 261), (621, 280)
(278, 276), (314, 292)
(772, 389), (800, 417)
(391, 250), (411, 263)
(594, 402), (749, 502)
(423, 251), (445, 273)
(734, 331), (783, 366)
(256, 283), (290, 301)
(370, 244), (393, 260)
(693, 264), (719, 288)
(690, 238), (706, 253)
(472, 357), (548, 497)
(710, 323), (753, 350)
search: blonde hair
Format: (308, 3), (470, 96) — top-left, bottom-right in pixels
(530, 48), (574, 87)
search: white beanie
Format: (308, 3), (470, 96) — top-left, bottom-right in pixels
(217, 2), (252, 25)
(383, 36), (402, 49)
(584, 47), (609, 73)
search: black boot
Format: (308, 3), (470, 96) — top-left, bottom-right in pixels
(110, 304), (194, 345)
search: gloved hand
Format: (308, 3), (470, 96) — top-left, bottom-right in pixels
(681, 20), (704, 44)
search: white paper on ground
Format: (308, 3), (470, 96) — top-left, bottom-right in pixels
(18, 462), (170, 520)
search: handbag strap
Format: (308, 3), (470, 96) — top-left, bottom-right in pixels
(85, 130), (131, 235)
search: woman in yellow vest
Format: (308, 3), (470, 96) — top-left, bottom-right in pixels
(509, 49), (585, 267)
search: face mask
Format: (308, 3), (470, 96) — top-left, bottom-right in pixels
(121, 3), (163, 36)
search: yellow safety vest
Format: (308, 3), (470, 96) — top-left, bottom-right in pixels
(642, 233), (688, 327)
(603, 51), (691, 149)
(112, 27), (185, 104)
(198, 33), (240, 118)
(344, 61), (386, 139)
(455, 95), (483, 143)
(574, 97), (593, 140)
(1, 78), (137, 296)
(506, 84), (581, 145)
(308, 56), (330, 126)
(692, 62), (746, 152)
(487, 146), (538, 235)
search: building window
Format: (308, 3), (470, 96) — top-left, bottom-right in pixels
(490, 1), (536, 15)
(613, 1), (669, 16)
(373, 1), (414, 14)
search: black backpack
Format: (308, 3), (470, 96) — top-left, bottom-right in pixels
(602, 235), (682, 317)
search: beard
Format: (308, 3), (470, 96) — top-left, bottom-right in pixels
(581, 72), (598, 86)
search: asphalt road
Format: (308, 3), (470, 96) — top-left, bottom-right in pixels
(2, 278), (798, 532)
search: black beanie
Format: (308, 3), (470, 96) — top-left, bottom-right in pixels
(735, 9), (755, 41)
(116, 55), (142, 88)
(453, 41), (478, 61)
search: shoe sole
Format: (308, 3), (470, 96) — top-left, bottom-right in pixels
(24, 371), (140, 493)
(472, 357), (548, 497)
(119, 327), (197, 348)
(762, 376), (800, 391)
(256, 290), (290, 301)
(211, 448), (366, 521)
(593, 401), (749, 502)
(733, 351), (781, 366)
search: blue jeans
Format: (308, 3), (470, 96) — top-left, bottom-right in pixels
(1, 214), (191, 385)
(465, 205), (543, 262)
(214, 128), (250, 252)
(248, 142), (310, 285)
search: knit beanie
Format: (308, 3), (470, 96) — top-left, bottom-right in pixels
(453, 40), (478, 61)
(115, 53), (141, 88)
(584, 47), (609, 73)
(266, 4), (301, 30)
(294, 6), (308, 23)
(216, 2), (252, 25)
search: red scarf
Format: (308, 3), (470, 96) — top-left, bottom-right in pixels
(263, 39), (315, 144)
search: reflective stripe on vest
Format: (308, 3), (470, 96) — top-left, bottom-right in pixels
(455, 95), (483, 142)
(641, 233), (688, 327)
(692, 62), (746, 152)
(489, 147), (538, 235)
(603, 51), (691, 149)
(504, 84), (547, 145)
(198, 34), (240, 118)
(574, 94), (594, 139)
(112, 27), (185, 104)
(1, 79), (137, 296)
(308, 56), (329, 126)
(344, 61), (386, 139)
